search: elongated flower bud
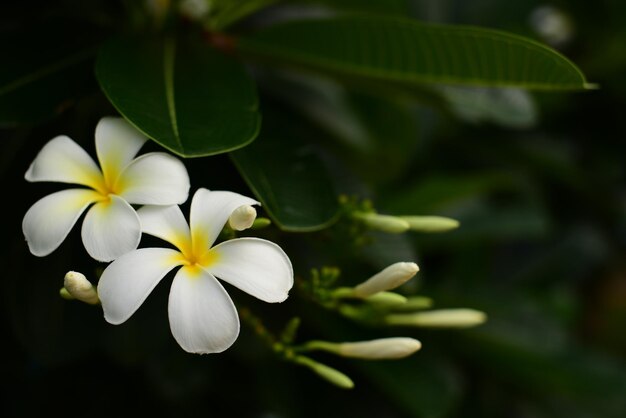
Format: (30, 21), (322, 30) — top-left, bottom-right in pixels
(363, 292), (408, 309)
(391, 296), (434, 311)
(385, 309), (487, 328)
(293, 355), (354, 389)
(401, 216), (460, 232)
(338, 337), (421, 359)
(304, 337), (421, 359)
(353, 212), (410, 233)
(228, 205), (257, 231)
(63, 271), (99, 305)
(353, 262), (419, 297)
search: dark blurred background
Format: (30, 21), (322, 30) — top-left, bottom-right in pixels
(2, 1), (626, 417)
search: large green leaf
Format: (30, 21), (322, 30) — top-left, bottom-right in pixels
(0, 21), (101, 127)
(96, 34), (260, 157)
(237, 16), (592, 90)
(230, 104), (340, 231)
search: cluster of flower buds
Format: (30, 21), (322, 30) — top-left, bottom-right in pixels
(329, 261), (486, 328)
(291, 259), (486, 387)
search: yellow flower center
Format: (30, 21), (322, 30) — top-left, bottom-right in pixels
(89, 171), (122, 202)
(172, 242), (219, 278)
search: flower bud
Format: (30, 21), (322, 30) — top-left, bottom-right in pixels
(59, 287), (74, 300)
(63, 271), (99, 305)
(401, 216), (460, 232)
(363, 292), (408, 309)
(338, 337), (422, 359)
(228, 205), (257, 231)
(391, 296), (434, 311)
(353, 212), (410, 233)
(251, 217), (272, 229)
(293, 355), (354, 389)
(304, 337), (421, 360)
(353, 262), (419, 297)
(385, 309), (487, 328)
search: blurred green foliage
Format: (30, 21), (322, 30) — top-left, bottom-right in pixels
(2, 1), (626, 418)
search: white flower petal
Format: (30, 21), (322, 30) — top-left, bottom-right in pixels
(116, 152), (190, 205)
(22, 189), (101, 257)
(24, 135), (104, 190)
(81, 195), (142, 262)
(95, 116), (147, 185)
(168, 267), (240, 354)
(190, 188), (259, 249)
(206, 238), (293, 303)
(137, 205), (191, 251)
(98, 247), (183, 324)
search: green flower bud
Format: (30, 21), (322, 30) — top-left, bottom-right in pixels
(385, 309), (487, 328)
(391, 296), (434, 311)
(59, 287), (74, 300)
(363, 292), (408, 309)
(251, 217), (272, 229)
(401, 216), (460, 232)
(293, 355), (354, 389)
(353, 212), (410, 233)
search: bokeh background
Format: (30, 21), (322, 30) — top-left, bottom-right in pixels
(2, 1), (626, 417)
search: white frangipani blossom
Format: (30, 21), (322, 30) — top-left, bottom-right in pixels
(97, 188), (294, 354)
(22, 117), (190, 262)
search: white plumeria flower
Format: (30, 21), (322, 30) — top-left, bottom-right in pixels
(22, 117), (190, 262)
(97, 188), (294, 354)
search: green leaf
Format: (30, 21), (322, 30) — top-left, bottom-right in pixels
(96, 34), (260, 157)
(237, 16), (592, 90)
(0, 21), (101, 127)
(230, 104), (340, 231)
